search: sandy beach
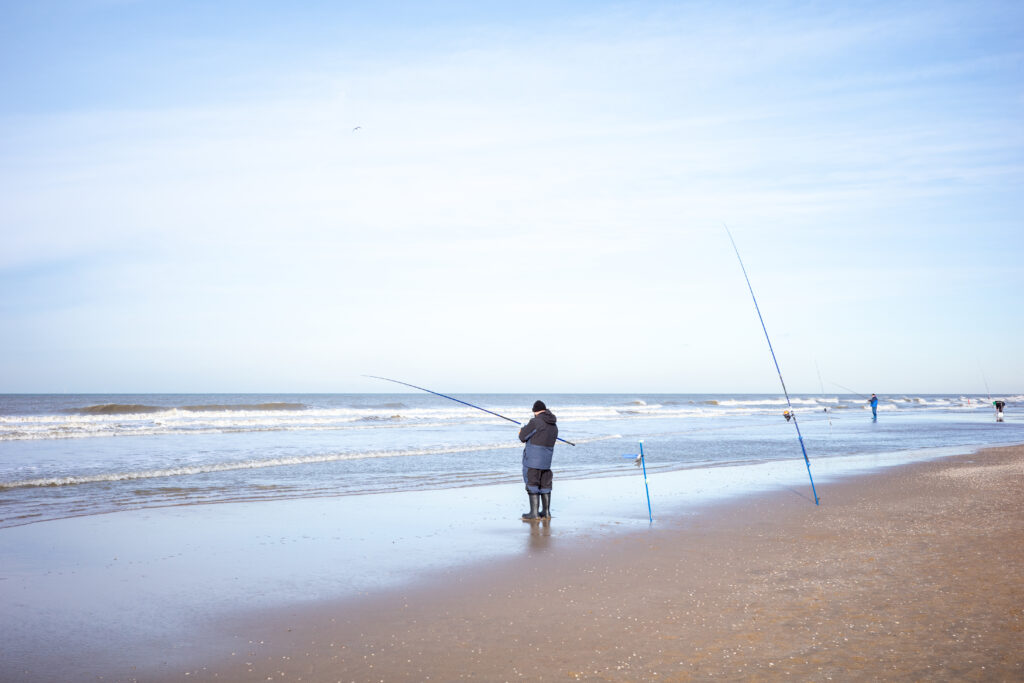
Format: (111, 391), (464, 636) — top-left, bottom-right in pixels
(122, 444), (1022, 682)
(2, 442), (1021, 681)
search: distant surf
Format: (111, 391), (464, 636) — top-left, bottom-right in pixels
(68, 402), (307, 415)
(69, 404), (165, 415)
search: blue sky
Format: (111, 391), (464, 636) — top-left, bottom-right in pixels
(1, 1), (1021, 394)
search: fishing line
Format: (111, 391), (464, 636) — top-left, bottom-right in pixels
(725, 225), (820, 505)
(815, 360), (833, 435)
(831, 381), (869, 399)
(364, 375), (577, 446)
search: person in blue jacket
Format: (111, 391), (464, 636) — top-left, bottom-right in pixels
(869, 393), (879, 419)
(519, 400), (558, 520)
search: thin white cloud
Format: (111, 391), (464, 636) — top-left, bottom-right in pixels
(1, 1), (1022, 391)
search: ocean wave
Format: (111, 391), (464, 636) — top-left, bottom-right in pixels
(68, 404), (166, 415)
(0, 419), (434, 442)
(2, 395), (1010, 442)
(179, 403), (307, 412)
(0, 434), (619, 490)
(0, 443), (518, 490)
(715, 397), (827, 407)
(66, 402), (308, 416)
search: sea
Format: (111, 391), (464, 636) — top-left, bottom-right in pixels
(1, 392), (1021, 529)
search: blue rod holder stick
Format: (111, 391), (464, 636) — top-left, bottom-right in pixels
(624, 442), (654, 523)
(639, 441), (653, 523)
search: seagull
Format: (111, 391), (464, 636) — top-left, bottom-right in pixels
(352, 126), (362, 132)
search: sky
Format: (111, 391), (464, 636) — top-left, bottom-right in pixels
(1, 0), (1022, 395)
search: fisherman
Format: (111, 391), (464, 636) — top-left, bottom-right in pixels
(869, 393), (879, 419)
(994, 399), (1006, 422)
(519, 400), (558, 520)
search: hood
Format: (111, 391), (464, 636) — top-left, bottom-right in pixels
(538, 410), (557, 425)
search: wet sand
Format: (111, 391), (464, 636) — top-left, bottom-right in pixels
(163, 445), (1023, 682)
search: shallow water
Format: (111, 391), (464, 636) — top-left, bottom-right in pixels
(1, 392), (1021, 527)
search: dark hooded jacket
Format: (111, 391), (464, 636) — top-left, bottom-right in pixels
(519, 410), (558, 469)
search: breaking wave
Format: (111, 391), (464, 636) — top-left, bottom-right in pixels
(70, 404), (165, 415)
(68, 402), (307, 415)
(0, 446), (502, 490)
(179, 403), (307, 412)
(0, 433), (619, 491)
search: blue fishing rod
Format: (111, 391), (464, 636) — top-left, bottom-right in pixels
(364, 375), (576, 446)
(725, 226), (819, 505)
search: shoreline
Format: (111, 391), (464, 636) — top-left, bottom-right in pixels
(3, 443), (1022, 681)
(172, 445), (1023, 682)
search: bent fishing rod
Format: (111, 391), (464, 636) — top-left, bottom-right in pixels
(364, 375), (576, 446)
(725, 225), (819, 505)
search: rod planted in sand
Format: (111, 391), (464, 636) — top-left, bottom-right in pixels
(364, 375), (576, 446)
(725, 225), (819, 505)
(622, 441), (654, 523)
(640, 441), (652, 522)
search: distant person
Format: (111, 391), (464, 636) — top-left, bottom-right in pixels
(994, 399), (1005, 422)
(869, 393), (879, 419)
(519, 400), (558, 520)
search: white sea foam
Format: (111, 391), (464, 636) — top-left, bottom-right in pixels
(0, 443), (519, 489)
(0, 433), (620, 490)
(0, 394), (1009, 441)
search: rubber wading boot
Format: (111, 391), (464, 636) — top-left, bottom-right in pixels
(539, 493), (551, 518)
(522, 494), (540, 520)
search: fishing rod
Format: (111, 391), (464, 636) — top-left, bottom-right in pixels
(725, 226), (819, 505)
(364, 375), (577, 446)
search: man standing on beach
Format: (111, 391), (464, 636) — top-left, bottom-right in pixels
(519, 400), (557, 520)
(869, 393), (879, 419)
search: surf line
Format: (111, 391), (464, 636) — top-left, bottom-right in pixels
(725, 226), (820, 505)
(364, 375), (577, 446)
